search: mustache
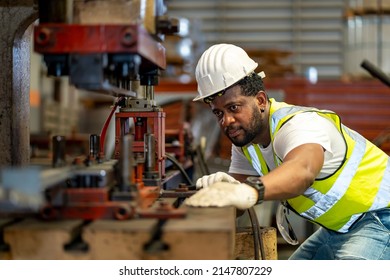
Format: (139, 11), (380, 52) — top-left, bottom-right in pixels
(224, 125), (241, 134)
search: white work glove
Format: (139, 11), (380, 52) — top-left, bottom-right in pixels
(196, 172), (240, 189)
(185, 181), (258, 210)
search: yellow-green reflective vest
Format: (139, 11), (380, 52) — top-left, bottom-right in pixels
(242, 98), (390, 232)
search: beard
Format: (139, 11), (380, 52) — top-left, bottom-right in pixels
(225, 105), (263, 147)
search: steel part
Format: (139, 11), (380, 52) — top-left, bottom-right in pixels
(140, 69), (160, 86)
(145, 85), (155, 102)
(34, 24), (166, 69)
(0, 166), (74, 211)
(40, 158), (138, 220)
(1, 1), (188, 222)
(34, 23), (166, 96)
(52, 135), (66, 168)
(119, 135), (131, 189)
(41, 200), (136, 220)
(114, 111), (166, 178)
(137, 201), (186, 219)
(34, 23), (166, 77)
(161, 182), (197, 199)
(144, 133), (156, 173)
(67, 54), (139, 96)
(156, 15), (180, 35)
(134, 117), (147, 141)
(142, 177), (162, 187)
(89, 134), (100, 158)
(69, 160), (117, 189)
(123, 99), (157, 111)
(110, 189), (137, 202)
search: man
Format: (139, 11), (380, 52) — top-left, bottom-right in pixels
(185, 43), (390, 260)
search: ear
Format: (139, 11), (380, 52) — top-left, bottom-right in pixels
(255, 91), (267, 107)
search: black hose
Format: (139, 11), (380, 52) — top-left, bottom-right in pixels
(361, 59), (390, 88)
(165, 153), (194, 186)
(248, 207), (266, 260)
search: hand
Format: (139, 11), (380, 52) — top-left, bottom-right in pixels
(185, 181), (258, 210)
(196, 172), (240, 189)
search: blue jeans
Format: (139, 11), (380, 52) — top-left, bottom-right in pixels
(289, 208), (390, 260)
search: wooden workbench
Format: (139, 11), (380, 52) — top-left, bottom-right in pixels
(1, 206), (234, 260)
(0, 203), (277, 260)
(0, 166), (277, 259)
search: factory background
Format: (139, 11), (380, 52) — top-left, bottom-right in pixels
(165, 0), (389, 79)
(29, 0), (390, 152)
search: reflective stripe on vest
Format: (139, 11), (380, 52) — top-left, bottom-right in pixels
(372, 157), (390, 210)
(242, 99), (390, 232)
(244, 145), (266, 176)
(299, 126), (366, 231)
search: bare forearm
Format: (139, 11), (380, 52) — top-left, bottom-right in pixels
(230, 143), (324, 201)
(264, 144), (324, 200)
(261, 161), (315, 200)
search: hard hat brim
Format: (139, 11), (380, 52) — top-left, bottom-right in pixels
(192, 70), (266, 102)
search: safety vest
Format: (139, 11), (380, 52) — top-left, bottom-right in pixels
(242, 98), (390, 232)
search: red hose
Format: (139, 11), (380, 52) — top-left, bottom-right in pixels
(99, 97), (123, 156)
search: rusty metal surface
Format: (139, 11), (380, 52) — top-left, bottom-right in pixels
(34, 23), (166, 69)
(0, 1), (37, 166)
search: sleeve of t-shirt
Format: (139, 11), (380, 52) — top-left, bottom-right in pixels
(228, 144), (260, 175)
(273, 112), (333, 160)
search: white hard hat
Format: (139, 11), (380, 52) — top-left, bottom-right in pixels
(193, 43), (265, 101)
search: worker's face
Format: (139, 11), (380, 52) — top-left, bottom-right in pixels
(209, 85), (264, 147)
